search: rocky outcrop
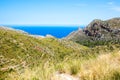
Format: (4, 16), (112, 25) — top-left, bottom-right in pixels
(84, 18), (120, 40)
(66, 17), (120, 42)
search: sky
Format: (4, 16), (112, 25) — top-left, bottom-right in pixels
(0, 0), (120, 26)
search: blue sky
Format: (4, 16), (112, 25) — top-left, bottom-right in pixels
(0, 0), (120, 25)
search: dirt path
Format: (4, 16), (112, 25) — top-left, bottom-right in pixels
(52, 73), (80, 80)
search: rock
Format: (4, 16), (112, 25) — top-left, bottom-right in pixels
(65, 17), (120, 42)
(84, 17), (120, 40)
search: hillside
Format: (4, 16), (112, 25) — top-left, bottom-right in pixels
(0, 26), (120, 80)
(0, 26), (88, 79)
(64, 28), (89, 42)
(65, 18), (120, 47)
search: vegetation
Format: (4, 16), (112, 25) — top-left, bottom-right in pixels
(65, 18), (120, 47)
(76, 39), (120, 47)
(0, 27), (120, 80)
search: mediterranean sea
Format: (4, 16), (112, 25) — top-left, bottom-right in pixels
(10, 26), (84, 38)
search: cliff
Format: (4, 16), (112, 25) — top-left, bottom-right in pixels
(65, 18), (120, 46)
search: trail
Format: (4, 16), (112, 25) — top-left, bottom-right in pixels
(52, 73), (80, 80)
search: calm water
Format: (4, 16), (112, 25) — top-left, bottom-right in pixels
(10, 26), (84, 38)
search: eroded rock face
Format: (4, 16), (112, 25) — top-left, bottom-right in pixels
(84, 18), (120, 40)
(66, 18), (120, 42)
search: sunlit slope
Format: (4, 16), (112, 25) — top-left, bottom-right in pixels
(0, 27), (87, 78)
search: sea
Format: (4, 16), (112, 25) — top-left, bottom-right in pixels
(9, 26), (85, 38)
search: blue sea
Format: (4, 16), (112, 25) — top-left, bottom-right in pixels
(10, 26), (84, 38)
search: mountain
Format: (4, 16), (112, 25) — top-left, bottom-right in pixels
(65, 17), (120, 47)
(64, 28), (90, 42)
(0, 26), (120, 80)
(85, 18), (120, 40)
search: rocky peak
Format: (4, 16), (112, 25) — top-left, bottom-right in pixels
(84, 17), (120, 40)
(66, 17), (120, 42)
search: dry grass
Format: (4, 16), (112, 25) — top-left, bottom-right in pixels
(4, 51), (120, 80)
(1, 27), (120, 80)
(53, 50), (120, 80)
(6, 62), (55, 80)
(79, 51), (120, 80)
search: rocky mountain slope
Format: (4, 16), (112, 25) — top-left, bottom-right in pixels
(65, 18), (120, 45)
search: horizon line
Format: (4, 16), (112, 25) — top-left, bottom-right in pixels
(0, 24), (86, 27)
